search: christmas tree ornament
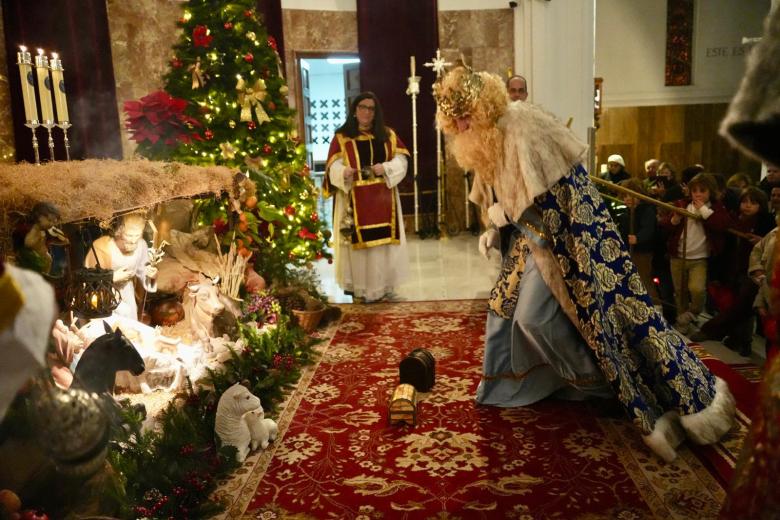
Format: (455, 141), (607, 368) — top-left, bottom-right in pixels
(247, 121), (256, 130)
(267, 36), (278, 51)
(192, 25), (213, 48)
(0, 489), (21, 515)
(228, 119), (236, 128)
(204, 129), (213, 140)
(188, 56), (208, 89)
(279, 85), (289, 96)
(244, 9), (254, 18)
(220, 142), (237, 159)
(244, 155), (262, 170)
(268, 101), (276, 111)
(236, 77), (271, 124)
(32, 384), (110, 478)
(223, 22), (233, 30)
(243, 53), (254, 63)
(262, 143), (272, 155)
(170, 57), (183, 69)
(246, 31), (257, 41)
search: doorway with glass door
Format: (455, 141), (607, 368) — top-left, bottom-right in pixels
(297, 54), (360, 233)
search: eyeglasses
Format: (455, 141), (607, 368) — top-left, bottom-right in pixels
(356, 104), (376, 112)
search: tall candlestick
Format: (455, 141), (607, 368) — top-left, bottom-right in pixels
(16, 46), (39, 123)
(35, 49), (56, 161)
(17, 46), (41, 164)
(34, 50), (55, 124)
(49, 53), (69, 123)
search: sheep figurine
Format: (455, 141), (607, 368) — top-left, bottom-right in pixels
(246, 406), (278, 451)
(214, 383), (262, 462)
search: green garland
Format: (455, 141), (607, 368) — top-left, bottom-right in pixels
(105, 312), (318, 519)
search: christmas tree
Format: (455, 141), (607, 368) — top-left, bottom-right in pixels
(125, 0), (331, 282)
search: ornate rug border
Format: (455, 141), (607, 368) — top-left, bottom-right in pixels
(212, 318), (342, 518)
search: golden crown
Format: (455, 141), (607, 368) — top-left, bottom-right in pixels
(433, 66), (484, 119)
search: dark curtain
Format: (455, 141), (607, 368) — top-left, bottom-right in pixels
(257, 0), (285, 70)
(356, 0), (439, 221)
(2, 0), (122, 162)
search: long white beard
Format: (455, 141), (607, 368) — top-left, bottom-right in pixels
(449, 126), (502, 185)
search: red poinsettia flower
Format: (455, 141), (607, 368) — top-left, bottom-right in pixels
(297, 228), (318, 240)
(124, 90), (202, 147)
(192, 25), (213, 48)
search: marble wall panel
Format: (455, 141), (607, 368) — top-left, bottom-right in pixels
(439, 9), (513, 232)
(106, 0), (182, 158)
(0, 7), (14, 163)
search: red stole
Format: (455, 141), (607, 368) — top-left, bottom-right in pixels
(324, 129), (408, 249)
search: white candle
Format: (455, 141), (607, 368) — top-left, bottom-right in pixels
(16, 46), (39, 123)
(34, 49), (55, 124)
(49, 53), (69, 123)
(410, 55), (416, 77)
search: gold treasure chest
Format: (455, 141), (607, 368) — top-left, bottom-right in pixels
(388, 383), (417, 426)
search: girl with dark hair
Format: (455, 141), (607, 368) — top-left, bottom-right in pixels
(691, 186), (774, 354)
(323, 91), (410, 303)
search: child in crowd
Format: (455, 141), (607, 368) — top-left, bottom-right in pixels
(750, 225), (779, 361)
(693, 187), (774, 355)
(617, 179), (659, 304)
(661, 173), (732, 334)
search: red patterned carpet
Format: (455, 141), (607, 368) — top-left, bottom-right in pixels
(222, 301), (754, 519)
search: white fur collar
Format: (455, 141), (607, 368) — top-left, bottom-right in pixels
(469, 102), (588, 220)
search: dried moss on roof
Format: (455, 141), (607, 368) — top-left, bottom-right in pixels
(0, 159), (235, 223)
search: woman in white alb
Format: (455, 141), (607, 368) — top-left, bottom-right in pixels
(324, 91), (409, 302)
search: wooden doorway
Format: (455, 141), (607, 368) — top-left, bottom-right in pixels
(294, 52), (360, 174)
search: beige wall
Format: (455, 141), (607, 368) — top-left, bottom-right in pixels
(596, 0), (770, 107)
(440, 9), (513, 231)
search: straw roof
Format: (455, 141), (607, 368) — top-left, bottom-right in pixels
(0, 159), (235, 224)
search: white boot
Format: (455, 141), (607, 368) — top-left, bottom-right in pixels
(643, 411), (686, 462)
(679, 377), (736, 445)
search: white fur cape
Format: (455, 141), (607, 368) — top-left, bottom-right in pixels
(469, 102), (588, 220)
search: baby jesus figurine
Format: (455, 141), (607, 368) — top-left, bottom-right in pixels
(85, 213), (158, 322)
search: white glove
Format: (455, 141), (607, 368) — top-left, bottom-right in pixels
(487, 203), (509, 228)
(478, 228), (500, 259)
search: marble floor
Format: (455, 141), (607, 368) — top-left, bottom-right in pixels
(313, 233), (767, 368)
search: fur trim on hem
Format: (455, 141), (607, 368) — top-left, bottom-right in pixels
(643, 411), (685, 463)
(679, 377), (736, 445)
